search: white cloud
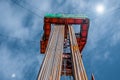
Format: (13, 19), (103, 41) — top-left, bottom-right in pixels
(0, 1), (47, 79)
(24, 0), (52, 14)
(0, 45), (22, 79)
(90, 51), (112, 69)
(104, 51), (110, 60)
(110, 31), (120, 46)
(0, 1), (28, 39)
(0, 41), (43, 79)
(0, 0), (44, 41)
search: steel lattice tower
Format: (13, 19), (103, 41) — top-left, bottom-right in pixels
(38, 14), (94, 80)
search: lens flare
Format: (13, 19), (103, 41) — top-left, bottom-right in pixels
(11, 73), (16, 78)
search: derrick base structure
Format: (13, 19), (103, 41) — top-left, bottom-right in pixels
(40, 15), (89, 76)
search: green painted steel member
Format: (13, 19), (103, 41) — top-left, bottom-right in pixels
(45, 13), (87, 18)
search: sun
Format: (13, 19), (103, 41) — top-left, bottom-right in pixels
(96, 4), (105, 14)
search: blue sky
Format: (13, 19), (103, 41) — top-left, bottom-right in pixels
(0, 0), (120, 80)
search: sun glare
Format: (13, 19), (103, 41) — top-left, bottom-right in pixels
(96, 4), (105, 14)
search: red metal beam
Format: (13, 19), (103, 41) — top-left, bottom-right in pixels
(92, 73), (95, 80)
(40, 17), (89, 53)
